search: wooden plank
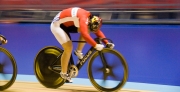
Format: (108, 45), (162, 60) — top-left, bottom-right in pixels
(2, 81), (154, 92)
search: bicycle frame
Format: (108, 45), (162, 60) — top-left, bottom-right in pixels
(74, 38), (109, 70)
(76, 47), (95, 69)
(50, 38), (109, 72)
(50, 45), (97, 71)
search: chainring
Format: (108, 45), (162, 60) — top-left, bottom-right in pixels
(68, 65), (78, 78)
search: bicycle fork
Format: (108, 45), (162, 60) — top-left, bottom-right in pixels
(98, 51), (111, 79)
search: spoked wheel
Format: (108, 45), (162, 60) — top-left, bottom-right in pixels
(0, 47), (17, 91)
(88, 48), (128, 92)
(34, 46), (65, 88)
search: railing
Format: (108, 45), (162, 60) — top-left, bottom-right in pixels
(0, 9), (180, 24)
(0, 0), (180, 24)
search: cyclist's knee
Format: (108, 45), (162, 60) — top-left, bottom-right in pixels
(62, 41), (73, 52)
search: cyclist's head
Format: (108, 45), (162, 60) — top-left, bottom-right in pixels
(88, 15), (102, 32)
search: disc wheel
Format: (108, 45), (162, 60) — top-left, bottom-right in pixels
(88, 48), (128, 92)
(34, 46), (65, 88)
(0, 47), (17, 91)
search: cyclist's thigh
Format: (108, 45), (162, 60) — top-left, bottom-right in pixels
(50, 22), (70, 45)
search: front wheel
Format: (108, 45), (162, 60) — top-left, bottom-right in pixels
(88, 48), (128, 92)
(0, 47), (17, 91)
(34, 46), (65, 88)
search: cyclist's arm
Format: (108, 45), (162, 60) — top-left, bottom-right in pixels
(94, 30), (108, 44)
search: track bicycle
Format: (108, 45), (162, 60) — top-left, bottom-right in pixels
(34, 38), (128, 92)
(0, 35), (17, 91)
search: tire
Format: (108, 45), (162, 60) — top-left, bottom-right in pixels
(34, 46), (65, 88)
(88, 48), (128, 92)
(0, 47), (17, 91)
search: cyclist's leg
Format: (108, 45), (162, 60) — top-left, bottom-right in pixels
(75, 30), (91, 60)
(74, 34), (86, 59)
(50, 22), (73, 82)
(61, 41), (73, 73)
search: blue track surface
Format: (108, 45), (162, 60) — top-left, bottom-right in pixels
(0, 23), (180, 90)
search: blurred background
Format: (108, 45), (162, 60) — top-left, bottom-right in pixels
(0, 0), (180, 92)
(0, 0), (180, 24)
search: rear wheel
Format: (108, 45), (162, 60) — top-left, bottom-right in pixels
(0, 47), (17, 91)
(34, 46), (65, 88)
(88, 48), (128, 92)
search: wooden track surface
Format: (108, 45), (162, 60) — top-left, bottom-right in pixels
(2, 81), (153, 92)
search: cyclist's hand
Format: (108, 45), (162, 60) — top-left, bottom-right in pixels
(94, 44), (104, 51)
(2, 39), (7, 44)
(0, 37), (7, 45)
(106, 43), (115, 49)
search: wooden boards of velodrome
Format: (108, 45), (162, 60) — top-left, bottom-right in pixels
(2, 81), (154, 92)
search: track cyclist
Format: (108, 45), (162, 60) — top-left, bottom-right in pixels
(50, 7), (115, 82)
